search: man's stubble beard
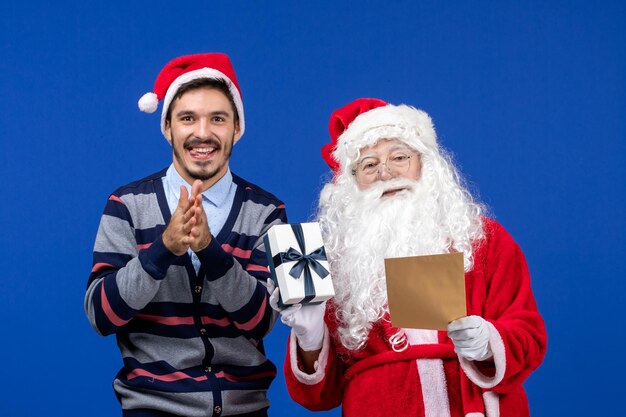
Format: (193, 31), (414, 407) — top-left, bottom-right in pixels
(172, 134), (234, 182)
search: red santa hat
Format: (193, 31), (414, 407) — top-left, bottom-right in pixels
(321, 98), (438, 175)
(138, 53), (245, 143)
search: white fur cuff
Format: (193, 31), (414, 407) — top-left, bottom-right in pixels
(289, 325), (330, 385)
(458, 321), (506, 389)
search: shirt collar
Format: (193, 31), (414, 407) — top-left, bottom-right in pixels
(165, 164), (234, 207)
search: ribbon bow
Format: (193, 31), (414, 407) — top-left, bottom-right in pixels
(276, 224), (329, 303)
(282, 245), (329, 280)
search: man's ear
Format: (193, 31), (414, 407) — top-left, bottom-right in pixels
(234, 121), (242, 142)
(164, 120), (172, 142)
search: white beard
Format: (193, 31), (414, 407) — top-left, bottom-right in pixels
(318, 153), (484, 351)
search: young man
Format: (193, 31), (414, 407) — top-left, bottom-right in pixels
(272, 98), (546, 417)
(85, 53), (287, 417)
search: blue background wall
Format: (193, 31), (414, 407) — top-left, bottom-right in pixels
(0, 1), (624, 416)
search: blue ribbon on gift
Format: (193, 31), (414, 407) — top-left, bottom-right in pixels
(273, 224), (329, 304)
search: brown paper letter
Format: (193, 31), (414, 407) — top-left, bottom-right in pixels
(384, 252), (466, 330)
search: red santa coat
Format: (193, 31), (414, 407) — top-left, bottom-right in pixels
(284, 219), (547, 417)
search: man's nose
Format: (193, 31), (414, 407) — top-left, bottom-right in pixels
(197, 118), (211, 138)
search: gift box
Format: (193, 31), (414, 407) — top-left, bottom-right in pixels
(264, 222), (335, 307)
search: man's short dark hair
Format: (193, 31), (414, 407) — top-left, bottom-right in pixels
(165, 77), (239, 126)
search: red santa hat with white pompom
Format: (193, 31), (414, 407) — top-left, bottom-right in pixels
(138, 53), (245, 143)
(321, 98), (439, 176)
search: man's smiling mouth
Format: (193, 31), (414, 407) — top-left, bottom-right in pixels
(185, 140), (221, 160)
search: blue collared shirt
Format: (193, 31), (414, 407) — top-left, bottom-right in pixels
(162, 164), (236, 272)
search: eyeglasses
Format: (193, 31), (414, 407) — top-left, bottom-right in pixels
(352, 150), (419, 185)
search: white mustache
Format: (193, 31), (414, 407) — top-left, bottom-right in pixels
(361, 178), (417, 199)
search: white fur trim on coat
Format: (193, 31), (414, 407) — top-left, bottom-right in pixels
(405, 329), (451, 417)
(289, 325), (330, 385)
(458, 321), (506, 389)
(483, 391), (500, 417)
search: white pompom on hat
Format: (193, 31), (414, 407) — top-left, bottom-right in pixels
(138, 92), (159, 113)
(138, 53), (245, 143)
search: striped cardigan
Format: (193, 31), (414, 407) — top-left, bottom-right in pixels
(85, 168), (287, 417)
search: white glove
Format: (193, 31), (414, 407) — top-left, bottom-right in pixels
(267, 279), (326, 351)
(447, 315), (493, 362)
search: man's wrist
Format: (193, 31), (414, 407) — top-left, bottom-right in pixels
(162, 230), (187, 256)
(139, 235), (180, 280)
(192, 233), (213, 253)
(196, 238), (235, 281)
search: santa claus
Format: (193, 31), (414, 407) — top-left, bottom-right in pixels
(269, 98), (546, 417)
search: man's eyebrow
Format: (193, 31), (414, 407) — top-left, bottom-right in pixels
(175, 110), (196, 117)
(174, 110), (232, 118)
(210, 110), (231, 117)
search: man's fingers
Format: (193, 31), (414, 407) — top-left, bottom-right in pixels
(189, 225), (201, 238)
(195, 205), (206, 222)
(190, 180), (203, 200)
(182, 206), (196, 224)
(162, 185), (199, 256)
(184, 220), (197, 237)
(177, 186), (190, 209)
(181, 206), (201, 231)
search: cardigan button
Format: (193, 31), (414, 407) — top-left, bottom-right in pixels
(213, 405), (222, 414)
(200, 328), (207, 335)
(205, 366), (212, 372)
(194, 285), (202, 294)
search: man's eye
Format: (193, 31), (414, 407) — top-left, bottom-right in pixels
(362, 162), (378, 170)
(181, 116), (193, 122)
(213, 116), (225, 122)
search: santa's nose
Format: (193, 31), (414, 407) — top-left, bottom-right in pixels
(378, 164), (394, 180)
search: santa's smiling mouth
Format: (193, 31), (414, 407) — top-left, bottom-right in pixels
(381, 187), (410, 197)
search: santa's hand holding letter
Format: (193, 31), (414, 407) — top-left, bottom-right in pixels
(270, 98), (547, 417)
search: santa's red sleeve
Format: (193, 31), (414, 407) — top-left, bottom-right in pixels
(459, 218), (547, 394)
(284, 324), (346, 411)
